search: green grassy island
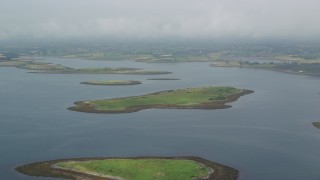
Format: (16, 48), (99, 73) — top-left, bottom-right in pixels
(68, 86), (253, 113)
(0, 60), (70, 70)
(312, 122), (320, 129)
(16, 156), (239, 180)
(81, 80), (142, 86)
(0, 60), (171, 75)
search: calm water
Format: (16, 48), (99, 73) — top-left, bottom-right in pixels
(1, 58), (320, 180)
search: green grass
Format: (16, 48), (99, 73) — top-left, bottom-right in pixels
(87, 86), (240, 111)
(56, 159), (210, 180)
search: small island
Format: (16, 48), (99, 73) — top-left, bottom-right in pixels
(312, 122), (320, 129)
(15, 156), (239, 180)
(31, 67), (171, 75)
(68, 86), (253, 113)
(81, 80), (142, 86)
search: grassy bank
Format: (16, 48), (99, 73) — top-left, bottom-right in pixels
(16, 156), (239, 180)
(69, 86), (253, 113)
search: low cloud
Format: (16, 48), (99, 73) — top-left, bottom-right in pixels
(0, 0), (319, 40)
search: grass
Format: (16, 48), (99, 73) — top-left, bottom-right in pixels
(81, 80), (141, 85)
(56, 159), (210, 180)
(68, 86), (250, 113)
(15, 156), (239, 180)
(92, 86), (240, 110)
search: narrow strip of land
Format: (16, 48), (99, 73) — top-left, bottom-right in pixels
(81, 80), (142, 86)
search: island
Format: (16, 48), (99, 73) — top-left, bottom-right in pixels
(81, 80), (142, 86)
(15, 156), (239, 180)
(312, 122), (320, 129)
(31, 67), (171, 75)
(68, 86), (253, 113)
(0, 60), (171, 75)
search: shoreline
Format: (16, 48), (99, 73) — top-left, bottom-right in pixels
(15, 156), (239, 180)
(68, 89), (253, 114)
(210, 63), (320, 77)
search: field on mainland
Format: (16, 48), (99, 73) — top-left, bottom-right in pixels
(69, 86), (253, 113)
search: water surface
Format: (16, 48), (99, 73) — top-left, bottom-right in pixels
(1, 58), (320, 180)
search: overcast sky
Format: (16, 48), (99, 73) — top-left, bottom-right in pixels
(0, 0), (319, 41)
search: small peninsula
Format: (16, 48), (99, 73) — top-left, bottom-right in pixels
(81, 80), (142, 86)
(312, 122), (320, 129)
(68, 86), (253, 113)
(16, 156), (239, 180)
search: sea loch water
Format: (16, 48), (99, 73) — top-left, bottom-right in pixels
(1, 58), (320, 180)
